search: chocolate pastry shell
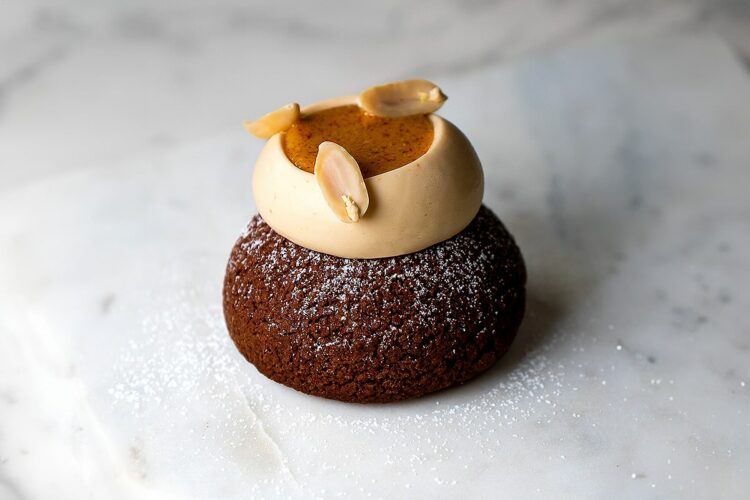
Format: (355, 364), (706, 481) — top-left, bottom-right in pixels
(223, 205), (526, 403)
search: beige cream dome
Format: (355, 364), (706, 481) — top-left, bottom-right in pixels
(252, 95), (484, 259)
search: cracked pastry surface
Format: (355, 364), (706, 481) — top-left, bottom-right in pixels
(223, 206), (526, 403)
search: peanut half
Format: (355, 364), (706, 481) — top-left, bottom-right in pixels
(244, 102), (300, 139)
(314, 142), (369, 223)
(358, 80), (447, 118)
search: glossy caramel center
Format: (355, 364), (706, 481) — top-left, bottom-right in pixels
(283, 105), (433, 178)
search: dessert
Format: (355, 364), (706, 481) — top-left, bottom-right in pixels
(224, 80), (526, 403)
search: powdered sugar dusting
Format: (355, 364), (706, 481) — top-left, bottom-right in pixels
(101, 207), (580, 497)
(108, 269), (565, 497)
(233, 210), (512, 329)
(223, 207), (526, 402)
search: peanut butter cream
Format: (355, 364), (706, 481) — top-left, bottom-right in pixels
(252, 95), (484, 258)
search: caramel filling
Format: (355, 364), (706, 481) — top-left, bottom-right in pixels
(283, 105), (433, 178)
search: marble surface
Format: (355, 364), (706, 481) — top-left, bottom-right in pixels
(2, 2), (750, 499)
(2, 0), (750, 191)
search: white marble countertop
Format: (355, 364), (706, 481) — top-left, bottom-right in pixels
(2, 0), (750, 191)
(2, 2), (750, 499)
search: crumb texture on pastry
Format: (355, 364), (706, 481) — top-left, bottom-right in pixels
(223, 206), (526, 403)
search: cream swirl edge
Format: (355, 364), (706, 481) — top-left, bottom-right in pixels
(252, 95), (484, 259)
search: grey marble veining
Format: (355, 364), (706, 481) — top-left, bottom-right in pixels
(1, 0), (749, 191)
(1, 31), (749, 499)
